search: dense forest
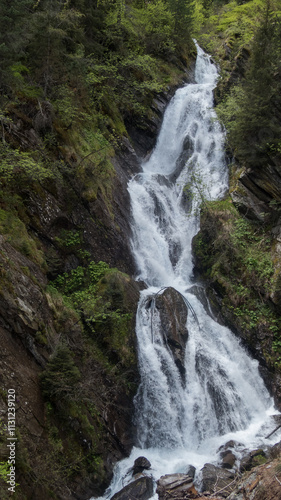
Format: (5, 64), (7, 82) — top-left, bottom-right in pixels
(0, 0), (281, 498)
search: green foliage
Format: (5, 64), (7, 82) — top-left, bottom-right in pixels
(198, 0), (267, 55)
(53, 85), (83, 128)
(86, 52), (166, 122)
(166, 0), (195, 42)
(51, 261), (110, 301)
(194, 198), (279, 356)
(136, 1), (175, 55)
(55, 229), (82, 252)
(0, 143), (54, 186)
(40, 344), (81, 402)
(0, 461), (9, 482)
(50, 262), (136, 368)
(214, 1), (281, 166)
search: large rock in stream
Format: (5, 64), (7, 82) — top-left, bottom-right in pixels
(153, 287), (189, 378)
(111, 476), (154, 500)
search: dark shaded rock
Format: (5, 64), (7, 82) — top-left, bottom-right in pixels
(240, 449), (267, 472)
(231, 178), (272, 222)
(33, 101), (53, 136)
(156, 473), (197, 500)
(133, 456), (151, 475)
(200, 463), (235, 498)
(186, 465), (196, 479)
(220, 451), (236, 469)
(125, 65), (196, 159)
(169, 135), (194, 184)
(111, 476), (154, 500)
(219, 440), (243, 449)
(187, 285), (219, 322)
(269, 440), (281, 459)
(154, 287), (188, 378)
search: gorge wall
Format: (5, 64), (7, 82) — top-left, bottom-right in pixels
(0, 60), (194, 499)
(193, 13), (281, 410)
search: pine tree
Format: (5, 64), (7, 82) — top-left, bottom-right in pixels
(27, 0), (84, 96)
(165, 0), (195, 42)
(0, 0), (33, 89)
(217, 1), (281, 166)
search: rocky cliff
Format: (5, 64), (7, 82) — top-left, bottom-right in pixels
(0, 60), (195, 500)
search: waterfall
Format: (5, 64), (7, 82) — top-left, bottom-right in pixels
(92, 42), (280, 500)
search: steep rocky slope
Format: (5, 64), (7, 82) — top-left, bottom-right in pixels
(0, 60), (194, 499)
(193, 3), (281, 409)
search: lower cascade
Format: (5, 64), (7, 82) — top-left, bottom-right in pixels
(92, 43), (281, 500)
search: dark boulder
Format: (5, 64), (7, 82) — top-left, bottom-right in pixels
(154, 287), (188, 378)
(132, 456), (151, 475)
(186, 465), (196, 479)
(110, 476), (154, 500)
(220, 451), (236, 469)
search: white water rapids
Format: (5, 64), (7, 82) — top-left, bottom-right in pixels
(92, 43), (280, 499)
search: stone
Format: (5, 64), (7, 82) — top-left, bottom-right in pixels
(200, 463), (235, 498)
(240, 449), (266, 472)
(218, 440), (243, 450)
(111, 476), (154, 500)
(156, 473), (197, 500)
(269, 440), (281, 459)
(186, 464), (196, 479)
(132, 456), (151, 475)
(154, 287), (188, 378)
(220, 451), (236, 469)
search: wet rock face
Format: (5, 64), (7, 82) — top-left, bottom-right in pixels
(154, 287), (188, 377)
(230, 163), (281, 225)
(110, 476), (154, 500)
(125, 66), (195, 159)
(132, 456), (151, 475)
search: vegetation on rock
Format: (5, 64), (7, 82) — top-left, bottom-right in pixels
(1, 0), (281, 498)
(193, 0), (281, 404)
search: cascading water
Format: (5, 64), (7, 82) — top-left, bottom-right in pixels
(92, 42), (280, 500)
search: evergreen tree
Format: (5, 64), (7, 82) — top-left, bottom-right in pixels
(217, 1), (281, 166)
(27, 0), (84, 95)
(165, 0), (195, 42)
(0, 0), (33, 90)
(40, 345), (81, 402)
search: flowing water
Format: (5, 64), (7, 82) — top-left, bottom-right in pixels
(92, 43), (280, 500)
